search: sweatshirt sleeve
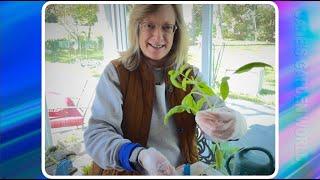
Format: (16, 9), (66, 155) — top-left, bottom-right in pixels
(191, 66), (248, 142)
(83, 63), (131, 170)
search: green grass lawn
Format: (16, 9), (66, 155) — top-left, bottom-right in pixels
(46, 49), (103, 63)
(228, 67), (275, 106)
(258, 67), (275, 105)
(188, 44), (275, 106)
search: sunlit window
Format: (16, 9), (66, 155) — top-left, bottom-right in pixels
(210, 4), (275, 106)
(45, 4), (119, 175)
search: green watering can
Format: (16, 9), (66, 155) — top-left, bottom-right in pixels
(225, 147), (275, 175)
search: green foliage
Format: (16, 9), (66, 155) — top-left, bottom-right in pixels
(45, 4), (58, 23)
(164, 62), (273, 172)
(72, 5), (98, 26)
(164, 105), (186, 125)
(221, 4), (275, 42)
(188, 4), (275, 44)
(222, 5), (252, 41)
(189, 5), (203, 45)
(45, 4), (98, 25)
(168, 70), (183, 89)
(195, 81), (215, 96)
(165, 62), (273, 124)
(210, 143), (240, 174)
(45, 4), (99, 61)
(220, 143), (241, 159)
(82, 163), (93, 175)
(220, 76), (230, 101)
(45, 37), (104, 63)
(214, 145), (224, 170)
(181, 94), (197, 114)
(196, 97), (206, 112)
(256, 5), (276, 42)
(64, 134), (80, 144)
(234, 62), (273, 74)
(164, 65), (216, 125)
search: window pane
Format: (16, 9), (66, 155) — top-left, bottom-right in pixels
(211, 3), (276, 159)
(44, 4), (119, 175)
(183, 4), (203, 71)
(211, 4), (275, 105)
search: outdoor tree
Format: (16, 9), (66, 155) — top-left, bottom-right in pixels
(214, 5), (223, 40)
(256, 5), (275, 42)
(217, 4), (275, 42)
(190, 5), (202, 45)
(45, 4), (98, 60)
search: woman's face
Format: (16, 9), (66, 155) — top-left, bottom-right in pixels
(139, 5), (176, 61)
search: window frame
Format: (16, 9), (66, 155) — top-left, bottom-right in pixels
(201, 4), (214, 86)
(105, 4), (128, 52)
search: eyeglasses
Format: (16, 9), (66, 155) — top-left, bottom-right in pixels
(139, 22), (178, 35)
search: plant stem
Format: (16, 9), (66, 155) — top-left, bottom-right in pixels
(179, 73), (194, 82)
(216, 142), (221, 150)
(190, 91), (213, 109)
(178, 71), (215, 109)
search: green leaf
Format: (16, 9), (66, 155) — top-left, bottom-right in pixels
(168, 69), (183, 89)
(196, 81), (214, 96)
(181, 68), (193, 91)
(195, 96), (206, 112)
(234, 62), (273, 74)
(190, 108), (198, 115)
(215, 147), (224, 170)
(211, 144), (216, 153)
(164, 105), (185, 125)
(178, 63), (188, 74)
(184, 68), (193, 78)
(181, 94), (195, 107)
(220, 76), (230, 101)
(168, 70), (175, 76)
(170, 75), (182, 89)
(181, 94), (197, 114)
(182, 77), (187, 91)
(219, 143), (241, 162)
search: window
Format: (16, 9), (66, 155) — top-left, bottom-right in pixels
(209, 3), (276, 161)
(210, 4), (275, 106)
(44, 4), (120, 175)
(183, 4), (203, 71)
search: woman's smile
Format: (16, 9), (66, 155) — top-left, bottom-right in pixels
(139, 5), (176, 61)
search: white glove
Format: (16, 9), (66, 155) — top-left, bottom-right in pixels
(138, 147), (177, 175)
(195, 107), (236, 141)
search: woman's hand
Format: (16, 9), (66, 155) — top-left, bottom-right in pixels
(195, 107), (236, 140)
(138, 147), (177, 175)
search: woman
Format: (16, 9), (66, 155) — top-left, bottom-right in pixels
(84, 4), (247, 175)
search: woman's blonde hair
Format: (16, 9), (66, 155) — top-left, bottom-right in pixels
(120, 4), (189, 71)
